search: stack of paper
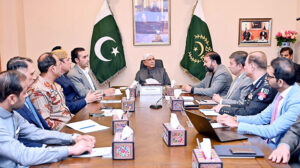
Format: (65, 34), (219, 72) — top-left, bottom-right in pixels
(200, 109), (220, 116)
(72, 147), (112, 158)
(100, 100), (122, 104)
(66, 119), (109, 133)
(182, 96), (194, 101)
(196, 100), (217, 105)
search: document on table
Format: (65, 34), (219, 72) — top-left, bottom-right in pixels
(66, 119), (109, 133)
(114, 89), (122, 95)
(72, 147), (112, 158)
(196, 99), (217, 105)
(200, 109), (220, 116)
(211, 122), (227, 129)
(100, 100), (122, 104)
(182, 96), (194, 101)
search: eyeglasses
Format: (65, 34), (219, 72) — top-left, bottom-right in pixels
(266, 74), (276, 79)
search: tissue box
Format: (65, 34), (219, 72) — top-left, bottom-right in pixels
(162, 123), (187, 146)
(170, 96), (184, 111)
(112, 114), (129, 135)
(122, 97), (135, 112)
(192, 149), (223, 168)
(112, 132), (135, 160)
(129, 88), (137, 98)
(165, 86), (174, 96)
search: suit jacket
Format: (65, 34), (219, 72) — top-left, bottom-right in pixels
(0, 108), (71, 168)
(135, 67), (171, 85)
(192, 64), (232, 97)
(67, 64), (100, 97)
(55, 74), (87, 114)
(237, 84), (300, 146)
(16, 102), (50, 147)
(280, 115), (300, 158)
(220, 74), (277, 116)
(222, 72), (253, 106)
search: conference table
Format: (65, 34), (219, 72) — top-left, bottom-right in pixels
(33, 90), (290, 168)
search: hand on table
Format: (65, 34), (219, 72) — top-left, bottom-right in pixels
(216, 114), (238, 128)
(181, 84), (192, 93)
(268, 143), (290, 164)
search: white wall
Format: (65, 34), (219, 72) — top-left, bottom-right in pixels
(1, 0), (299, 85)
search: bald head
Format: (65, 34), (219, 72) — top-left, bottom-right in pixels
(247, 51), (267, 70)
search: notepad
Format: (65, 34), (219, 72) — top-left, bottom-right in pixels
(100, 100), (122, 104)
(214, 145), (264, 158)
(67, 119), (109, 133)
(72, 147), (112, 158)
(200, 109), (220, 116)
(196, 100), (217, 105)
(182, 96), (194, 101)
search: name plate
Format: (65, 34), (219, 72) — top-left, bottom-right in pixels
(140, 86), (163, 95)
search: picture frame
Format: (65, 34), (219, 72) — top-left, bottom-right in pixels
(238, 18), (272, 46)
(133, 0), (171, 46)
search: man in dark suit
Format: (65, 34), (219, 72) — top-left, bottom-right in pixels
(6, 57), (50, 147)
(213, 51), (277, 116)
(182, 51), (233, 97)
(51, 48), (102, 114)
(280, 47), (300, 83)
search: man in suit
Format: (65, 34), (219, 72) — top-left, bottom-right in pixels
(135, 53), (171, 85)
(217, 57), (300, 148)
(68, 47), (115, 97)
(182, 51), (232, 97)
(269, 115), (300, 164)
(0, 71), (95, 167)
(28, 52), (72, 131)
(52, 48), (102, 114)
(213, 51), (277, 116)
(6, 56), (50, 147)
(280, 47), (300, 83)
(212, 51), (252, 106)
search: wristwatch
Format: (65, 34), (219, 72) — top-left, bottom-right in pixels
(71, 133), (81, 144)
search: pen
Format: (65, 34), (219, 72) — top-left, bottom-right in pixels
(80, 125), (96, 130)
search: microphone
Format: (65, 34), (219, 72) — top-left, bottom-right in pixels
(297, 17), (300, 21)
(150, 95), (164, 109)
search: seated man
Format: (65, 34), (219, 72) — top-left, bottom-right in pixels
(68, 47), (115, 97)
(52, 48), (101, 114)
(135, 53), (171, 85)
(0, 71), (95, 167)
(213, 51), (277, 116)
(28, 52), (73, 131)
(212, 51), (252, 105)
(269, 115), (300, 164)
(182, 51), (232, 97)
(6, 56), (50, 147)
(280, 47), (300, 83)
(217, 57), (300, 148)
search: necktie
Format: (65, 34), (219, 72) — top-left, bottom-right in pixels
(266, 95), (282, 143)
(271, 95), (283, 124)
(25, 97), (44, 129)
(208, 72), (215, 88)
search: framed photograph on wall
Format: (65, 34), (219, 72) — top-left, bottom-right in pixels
(133, 0), (170, 45)
(238, 18), (272, 46)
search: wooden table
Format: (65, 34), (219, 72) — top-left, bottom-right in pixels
(33, 94), (290, 168)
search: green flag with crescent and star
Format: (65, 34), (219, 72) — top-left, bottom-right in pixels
(90, 0), (126, 84)
(180, 0), (213, 80)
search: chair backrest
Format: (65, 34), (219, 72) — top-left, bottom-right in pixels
(140, 59), (164, 69)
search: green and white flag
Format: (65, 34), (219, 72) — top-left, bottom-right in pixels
(180, 0), (213, 80)
(90, 0), (126, 84)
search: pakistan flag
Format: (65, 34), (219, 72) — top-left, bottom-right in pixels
(90, 0), (126, 84)
(180, 0), (213, 80)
